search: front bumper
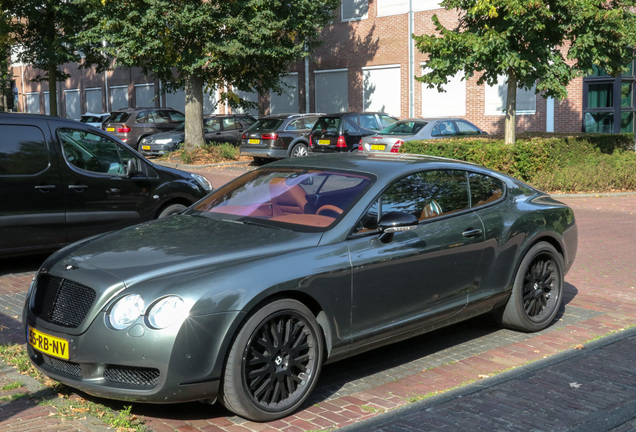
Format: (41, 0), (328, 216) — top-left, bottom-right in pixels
(24, 310), (241, 403)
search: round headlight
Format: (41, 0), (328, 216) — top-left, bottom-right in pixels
(147, 296), (188, 329)
(109, 294), (144, 330)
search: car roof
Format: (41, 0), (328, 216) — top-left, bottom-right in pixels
(258, 113), (324, 120)
(0, 113), (92, 125)
(267, 152), (493, 181)
(322, 112), (394, 117)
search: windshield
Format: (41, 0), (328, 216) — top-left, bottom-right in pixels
(379, 120), (428, 135)
(190, 168), (373, 232)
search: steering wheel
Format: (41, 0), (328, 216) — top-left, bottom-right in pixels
(316, 205), (343, 216)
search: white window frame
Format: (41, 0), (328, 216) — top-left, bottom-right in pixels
(377, 0), (441, 17)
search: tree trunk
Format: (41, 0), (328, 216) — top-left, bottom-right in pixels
(48, 64), (58, 116)
(505, 71), (517, 145)
(184, 74), (205, 150)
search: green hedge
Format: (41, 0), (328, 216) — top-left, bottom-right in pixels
(401, 133), (636, 193)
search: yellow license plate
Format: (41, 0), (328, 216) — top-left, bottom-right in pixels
(248, 139), (260, 144)
(106, 127), (115, 132)
(141, 145), (151, 150)
(370, 144), (385, 150)
(27, 326), (69, 360)
(318, 140), (330, 145)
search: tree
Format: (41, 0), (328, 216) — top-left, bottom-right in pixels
(414, 0), (636, 144)
(0, 0), (108, 116)
(80, 0), (339, 148)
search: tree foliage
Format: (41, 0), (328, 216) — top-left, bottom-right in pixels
(414, 0), (636, 144)
(1, 0), (108, 116)
(79, 0), (339, 147)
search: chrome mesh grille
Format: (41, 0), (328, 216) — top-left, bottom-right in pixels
(32, 275), (96, 328)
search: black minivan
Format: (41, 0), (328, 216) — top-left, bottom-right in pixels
(0, 114), (212, 257)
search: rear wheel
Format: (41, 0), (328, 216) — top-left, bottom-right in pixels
(499, 242), (564, 332)
(221, 299), (324, 421)
(290, 143), (308, 158)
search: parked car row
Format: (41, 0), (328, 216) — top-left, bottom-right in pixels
(238, 112), (487, 164)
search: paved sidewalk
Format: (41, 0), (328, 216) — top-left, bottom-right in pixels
(1, 194), (634, 431)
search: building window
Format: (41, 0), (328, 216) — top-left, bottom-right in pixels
(363, 65), (401, 117)
(110, 86), (129, 111)
(85, 88), (103, 113)
(583, 60), (636, 134)
(135, 83), (155, 108)
(43, 92), (50, 115)
(315, 69), (349, 113)
(421, 70), (466, 117)
(485, 76), (536, 115)
(26, 93), (40, 114)
(64, 89), (80, 120)
(270, 74), (299, 114)
(342, 0), (368, 21)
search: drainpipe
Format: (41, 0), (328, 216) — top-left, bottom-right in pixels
(408, 0), (414, 118)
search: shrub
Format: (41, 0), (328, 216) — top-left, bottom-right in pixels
(401, 133), (636, 192)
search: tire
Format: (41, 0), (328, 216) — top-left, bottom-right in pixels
(499, 242), (564, 332)
(157, 203), (187, 218)
(252, 157), (268, 166)
(290, 143), (308, 158)
(221, 299), (324, 421)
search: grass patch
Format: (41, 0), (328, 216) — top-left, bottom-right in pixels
(0, 344), (45, 381)
(0, 393), (28, 402)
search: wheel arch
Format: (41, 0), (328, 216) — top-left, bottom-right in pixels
(287, 138), (309, 157)
(153, 198), (194, 219)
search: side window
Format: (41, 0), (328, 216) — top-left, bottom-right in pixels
(358, 114), (379, 130)
(344, 118), (358, 134)
(223, 118), (240, 130)
(150, 110), (169, 124)
(205, 119), (222, 132)
(431, 121), (457, 137)
(358, 170), (470, 230)
(167, 111), (185, 122)
(469, 173), (504, 208)
(379, 114), (396, 128)
(136, 111), (148, 123)
(58, 129), (126, 175)
(455, 120), (482, 135)
(0, 125), (49, 175)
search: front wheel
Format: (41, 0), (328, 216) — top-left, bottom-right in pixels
(157, 203), (186, 218)
(499, 242), (564, 332)
(221, 299), (324, 421)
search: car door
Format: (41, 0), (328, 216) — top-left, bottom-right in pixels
(348, 170), (486, 343)
(208, 117), (244, 145)
(55, 126), (157, 242)
(0, 122), (67, 254)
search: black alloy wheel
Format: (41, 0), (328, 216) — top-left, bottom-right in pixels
(221, 299), (324, 421)
(499, 242), (564, 332)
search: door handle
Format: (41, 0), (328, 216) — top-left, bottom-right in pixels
(106, 188), (121, 194)
(35, 185), (56, 192)
(462, 228), (483, 238)
(68, 184), (88, 191)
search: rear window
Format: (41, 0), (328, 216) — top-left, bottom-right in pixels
(313, 117), (341, 133)
(106, 112), (131, 123)
(249, 119), (284, 132)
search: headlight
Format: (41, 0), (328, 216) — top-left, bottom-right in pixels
(154, 138), (174, 145)
(109, 294), (145, 330)
(190, 173), (213, 191)
(147, 296), (188, 329)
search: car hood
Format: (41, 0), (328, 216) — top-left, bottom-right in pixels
(44, 214), (322, 291)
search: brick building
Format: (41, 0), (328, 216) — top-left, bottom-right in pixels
(8, 0), (635, 135)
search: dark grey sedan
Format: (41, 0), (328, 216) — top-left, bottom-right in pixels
(23, 153), (577, 421)
(360, 117), (487, 153)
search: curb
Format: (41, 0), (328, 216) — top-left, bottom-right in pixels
(340, 325), (636, 431)
(153, 160), (252, 170)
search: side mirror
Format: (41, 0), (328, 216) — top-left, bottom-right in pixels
(378, 211), (418, 243)
(125, 158), (140, 178)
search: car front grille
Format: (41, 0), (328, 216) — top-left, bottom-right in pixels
(41, 355), (160, 388)
(32, 275), (96, 328)
(43, 355), (82, 378)
(104, 365), (160, 387)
